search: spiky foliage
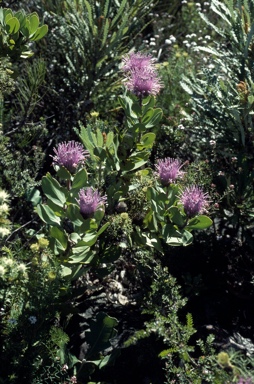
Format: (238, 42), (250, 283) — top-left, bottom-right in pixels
(37, 0), (158, 138)
(180, 0), (254, 244)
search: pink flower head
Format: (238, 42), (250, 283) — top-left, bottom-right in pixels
(122, 52), (155, 73)
(126, 68), (162, 97)
(122, 52), (162, 96)
(70, 376), (77, 384)
(77, 187), (107, 218)
(52, 141), (89, 173)
(236, 379), (254, 384)
(155, 158), (184, 186)
(180, 185), (209, 218)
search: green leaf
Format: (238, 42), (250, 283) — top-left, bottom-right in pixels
(145, 108), (163, 129)
(28, 13), (39, 35)
(42, 173), (67, 207)
(25, 187), (41, 206)
(86, 312), (118, 359)
(181, 229), (193, 246)
(137, 132), (156, 150)
(36, 204), (61, 226)
(69, 245), (95, 264)
(105, 131), (114, 148)
(96, 128), (104, 147)
(66, 203), (84, 227)
(96, 222), (110, 236)
(72, 168), (88, 190)
(30, 24), (48, 41)
(60, 265), (73, 277)
(6, 17), (20, 34)
(50, 226), (68, 249)
(4, 11), (13, 24)
(50, 226), (68, 251)
(93, 146), (107, 161)
(81, 232), (98, 246)
(169, 206), (186, 227)
(162, 224), (184, 246)
(20, 19), (30, 37)
(56, 166), (72, 180)
(186, 215), (213, 230)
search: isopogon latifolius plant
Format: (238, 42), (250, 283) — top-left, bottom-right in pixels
(36, 52), (212, 280)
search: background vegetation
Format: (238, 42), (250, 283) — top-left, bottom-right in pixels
(1, 0), (254, 383)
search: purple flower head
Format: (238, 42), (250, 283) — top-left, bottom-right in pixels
(77, 187), (107, 219)
(236, 379), (254, 384)
(52, 141), (89, 173)
(122, 52), (155, 73)
(126, 68), (162, 97)
(155, 158), (184, 186)
(122, 52), (162, 97)
(180, 185), (209, 218)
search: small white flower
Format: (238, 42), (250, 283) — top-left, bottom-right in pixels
(0, 265), (6, 276)
(165, 39), (172, 45)
(17, 263), (27, 274)
(0, 190), (10, 204)
(3, 258), (14, 267)
(28, 316), (37, 324)
(0, 227), (10, 238)
(0, 203), (9, 214)
(8, 318), (17, 324)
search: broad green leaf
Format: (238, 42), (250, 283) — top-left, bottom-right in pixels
(105, 131), (114, 148)
(60, 265), (72, 277)
(30, 24), (48, 41)
(93, 146), (107, 161)
(69, 243), (95, 264)
(14, 10), (26, 29)
(72, 168), (88, 190)
(94, 207), (105, 222)
(4, 11), (13, 23)
(181, 229), (193, 246)
(145, 108), (163, 129)
(6, 17), (20, 34)
(186, 215), (213, 230)
(162, 224), (184, 246)
(82, 232), (98, 246)
(96, 222), (110, 236)
(66, 203), (83, 227)
(86, 312), (118, 359)
(56, 166), (71, 180)
(79, 126), (96, 153)
(50, 226), (68, 251)
(28, 13), (39, 35)
(142, 108), (154, 125)
(25, 187), (41, 206)
(21, 19), (30, 37)
(36, 204), (61, 226)
(42, 173), (67, 207)
(137, 132), (156, 150)
(69, 232), (81, 244)
(121, 158), (148, 173)
(0, 9), (4, 24)
(96, 128), (104, 147)
(169, 206), (186, 227)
